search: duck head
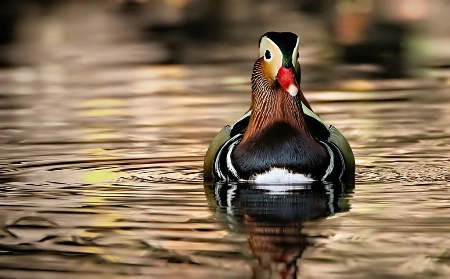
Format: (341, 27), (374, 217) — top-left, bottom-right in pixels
(257, 31), (301, 97)
(243, 32), (311, 142)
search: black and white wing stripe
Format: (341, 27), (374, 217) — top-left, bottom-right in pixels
(212, 110), (251, 181)
(320, 140), (346, 181)
(213, 133), (242, 181)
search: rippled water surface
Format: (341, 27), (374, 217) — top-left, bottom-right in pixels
(1, 62), (450, 279)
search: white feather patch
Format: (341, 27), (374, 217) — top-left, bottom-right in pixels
(250, 168), (315, 184)
(253, 184), (311, 193)
(320, 141), (334, 180)
(287, 84), (298, 96)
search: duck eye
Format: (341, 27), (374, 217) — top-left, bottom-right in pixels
(264, 50), (271, 60)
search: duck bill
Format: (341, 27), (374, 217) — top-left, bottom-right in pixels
(277, 67), (299, 97)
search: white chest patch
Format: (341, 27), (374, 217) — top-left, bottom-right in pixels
(249, 168), (315, 184)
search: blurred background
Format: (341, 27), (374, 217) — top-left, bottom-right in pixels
(0, 0), (448, 78)
(1, 2), (450, 279)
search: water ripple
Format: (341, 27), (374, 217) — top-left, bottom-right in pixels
(1, 62), (450, 278)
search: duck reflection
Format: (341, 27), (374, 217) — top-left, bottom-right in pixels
(204, 182), (354, 279)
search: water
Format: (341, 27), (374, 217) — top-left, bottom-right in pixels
(1, 61), (450, 279)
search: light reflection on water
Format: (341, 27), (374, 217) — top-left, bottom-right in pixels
(1, 63), (450, 279)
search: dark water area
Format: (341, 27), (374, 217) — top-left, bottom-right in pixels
(1, 61), (450, 279)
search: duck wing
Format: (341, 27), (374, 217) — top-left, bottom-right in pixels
(302, 103), (355, 180)
(203, 110), (251, 179)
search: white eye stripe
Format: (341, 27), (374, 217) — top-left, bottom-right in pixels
(259, 37), (282, 78)
(293, 51), (299, 63)
(292, 37), (300, 66)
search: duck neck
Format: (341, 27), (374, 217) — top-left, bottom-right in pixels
(242, 61), (310, 142)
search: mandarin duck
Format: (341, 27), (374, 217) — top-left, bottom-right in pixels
(204, 32), (355, 183)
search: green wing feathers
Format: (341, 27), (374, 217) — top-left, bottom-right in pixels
(203, 125), (231, 179)
(328, 125), (355, 180)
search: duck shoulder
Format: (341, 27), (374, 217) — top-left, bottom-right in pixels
(302, 103), (355, 180)
(203, 110), (251, 179)
(203, 125), (231, 179)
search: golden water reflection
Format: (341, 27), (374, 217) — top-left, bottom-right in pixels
(1, 61), (450, 278)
